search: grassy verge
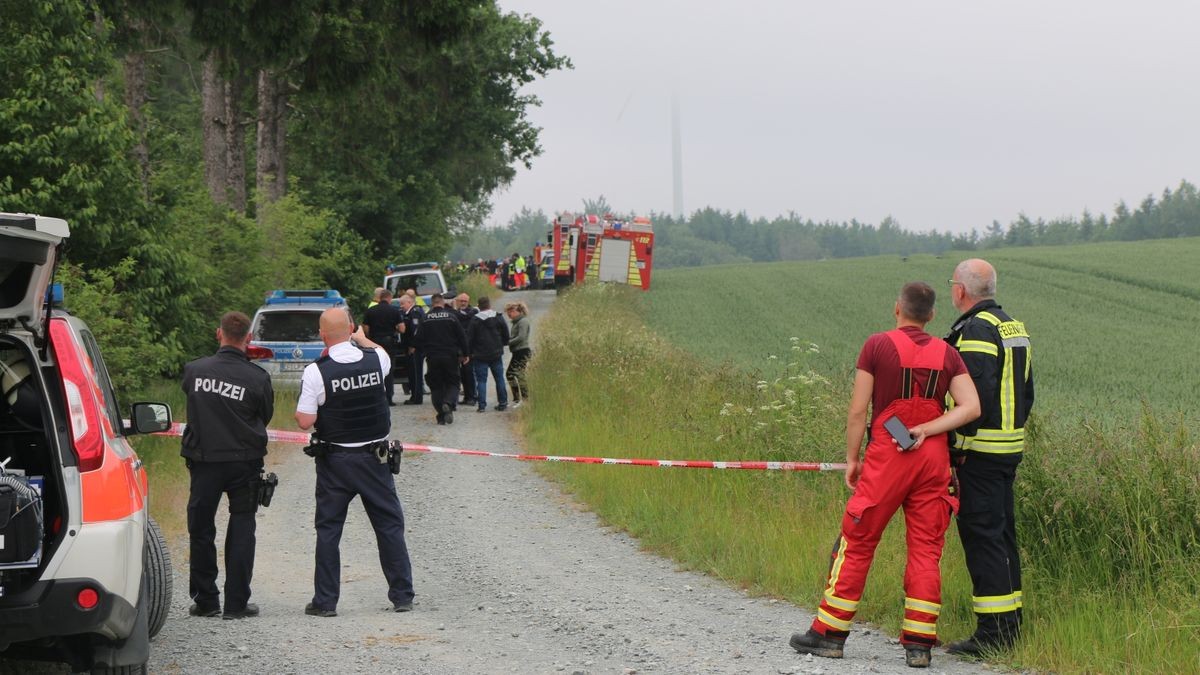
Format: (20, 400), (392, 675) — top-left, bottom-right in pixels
(128, 380), (301, 539)
(524, 283), (1200, 674)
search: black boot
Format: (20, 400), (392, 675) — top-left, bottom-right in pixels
(789, 629), (844, 658)
(905, 645), (931, 668)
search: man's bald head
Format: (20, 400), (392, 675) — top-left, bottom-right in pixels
(951, 258), (997, 311)
(319, 307), (353, 345)
(398, 294), (414, 309)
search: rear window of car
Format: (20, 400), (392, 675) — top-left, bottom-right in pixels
(253, 311), (322, 342)
(388, 273), (443, 296)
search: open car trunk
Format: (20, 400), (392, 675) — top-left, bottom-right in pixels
(0, 214), (69, 594)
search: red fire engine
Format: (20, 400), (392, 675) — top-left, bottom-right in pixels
(549, 212), (654, 291)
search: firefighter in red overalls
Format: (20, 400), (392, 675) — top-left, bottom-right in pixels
(790, 281), (981, 669)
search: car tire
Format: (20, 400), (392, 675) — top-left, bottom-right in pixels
(146, 517), (172, 639)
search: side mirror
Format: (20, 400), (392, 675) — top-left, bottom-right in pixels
(129, 402), (172, 435)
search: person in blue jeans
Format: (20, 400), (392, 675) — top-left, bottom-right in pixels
(467, 296), (510, 412)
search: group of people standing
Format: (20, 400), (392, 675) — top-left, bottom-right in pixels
(177, 257), (1029, 667)
(179, 291), (535, 620)
(791, 257), (1033, 669)
(361, 288), (532, 423)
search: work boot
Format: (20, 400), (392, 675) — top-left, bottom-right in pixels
(188, 603), (219, 618)
(789, 629), (844, 658)
(905, 646), (931, 668)
(222, 603), (259, 620)
(946, 635), (1007, 657)
(443, 410), (453, 425)
(304, 602), (336, 618)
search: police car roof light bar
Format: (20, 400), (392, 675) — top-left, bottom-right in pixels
(264, 289), (345, 306)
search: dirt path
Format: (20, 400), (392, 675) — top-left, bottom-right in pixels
(143, 290), (997, 674)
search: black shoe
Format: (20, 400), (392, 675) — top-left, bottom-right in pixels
(392, 602), (414, 612)
(305, 602), (336, 618)
(388, 401), (397, 407)
(477, 406), (486, 412)
(403, 399), (421, 405)
(789, 629), (845, 659)
(222, 603), (259, 620)
(905, 646), (931, 668)
(189, 603), (220, 618)
(495, 403), (507, 412)
(436, 415), (446, 425)
(443, 410), (453, 425)
(946, 636), (1009, 656)
(462, 398), (477, 405)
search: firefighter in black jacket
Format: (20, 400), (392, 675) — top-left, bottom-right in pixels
(415, 293), (470, 424)
(945, 259), (1034, 655)
(181, 311), (274, 620)
(294, 307), (414, 616)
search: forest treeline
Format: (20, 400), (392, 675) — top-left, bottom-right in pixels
(1, 0), (567, 391)
(458, 180), (1200, 268)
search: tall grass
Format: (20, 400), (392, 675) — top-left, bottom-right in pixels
(525, 282), (1200, 673)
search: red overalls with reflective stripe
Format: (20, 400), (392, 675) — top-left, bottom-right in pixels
(811, 329), (959, 648)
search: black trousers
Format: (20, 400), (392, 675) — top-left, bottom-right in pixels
(956, 453), (1022, 642)
(506, 348), (531, 402)
(424, 354), (461, 415)
(460, 361), (476, 402)
(406, 348), (425, 402)
(312, 450), (414, 610)
(187, 458), (262, 612)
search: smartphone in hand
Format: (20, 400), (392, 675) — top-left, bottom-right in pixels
(883, 415), (917, 451)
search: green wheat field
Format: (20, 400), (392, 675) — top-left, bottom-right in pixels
(525, 238), (1200, 674)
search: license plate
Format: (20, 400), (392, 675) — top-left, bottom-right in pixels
(280, 362), (308, 372)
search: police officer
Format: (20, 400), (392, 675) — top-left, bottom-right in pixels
(944, 259), (1034, 655)
(363, 288), (403, 406)
(415, 293), (470, 425)
(181, 311), (274, 620)
(397, 293), (425, 405)
(295, 307), (415, 616)
(453, 293), (478, 405)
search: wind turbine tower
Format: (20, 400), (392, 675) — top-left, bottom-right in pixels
(671, 93), (684, 220)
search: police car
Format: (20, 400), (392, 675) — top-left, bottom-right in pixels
(248, 289), (346, 385)
(1, 213), (174, 672)
(383, 262), (448, 307)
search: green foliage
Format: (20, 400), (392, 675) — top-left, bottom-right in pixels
(0, 0), (147, 263)
(56, 260), (175, 394)
(289, 2), (570, 259)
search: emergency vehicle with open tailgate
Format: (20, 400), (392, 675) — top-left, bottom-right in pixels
(1, 213), (173, 673)
(549, 213), (654, 291)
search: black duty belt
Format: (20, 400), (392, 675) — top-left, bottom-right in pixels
(327, 441), (387, 453)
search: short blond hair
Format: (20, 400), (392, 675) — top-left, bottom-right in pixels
(504, 301), (528, 316)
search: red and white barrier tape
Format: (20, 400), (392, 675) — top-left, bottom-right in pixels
(154, 422), (846, 472)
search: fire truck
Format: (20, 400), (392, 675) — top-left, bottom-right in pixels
(548, 213), (654, 291)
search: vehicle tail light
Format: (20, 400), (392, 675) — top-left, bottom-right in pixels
(246, 344), (274, 360)
(76, 587), (99, 610)
(50, 321), (105, 472)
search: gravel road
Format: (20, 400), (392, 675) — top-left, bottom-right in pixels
(6, 289), (1001, 674)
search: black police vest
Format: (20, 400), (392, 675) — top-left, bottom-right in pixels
(313, 349), (389, 444)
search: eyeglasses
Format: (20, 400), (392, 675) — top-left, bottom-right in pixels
(947, 279), (963, 287)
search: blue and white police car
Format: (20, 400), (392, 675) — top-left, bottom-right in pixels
(248, 289), (346, 385)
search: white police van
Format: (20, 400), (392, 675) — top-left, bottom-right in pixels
(383, 262), (448, 307)
(248, 290), (346, 385)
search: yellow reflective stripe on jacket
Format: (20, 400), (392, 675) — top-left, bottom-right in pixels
(964, 427), (1026, 453)
(817, 607), (853, 631)
(1015, 590), (1024, 608)
(901, 618), (938, 636)
(957, 339), (999, 356)
(824, 590), (859, 613)
(904, 597), (941, 615)
(972, 593), (1021, 614)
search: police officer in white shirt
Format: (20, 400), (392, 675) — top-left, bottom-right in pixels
(294, 307), (415, 616)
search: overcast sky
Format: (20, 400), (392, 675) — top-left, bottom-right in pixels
(487, 0), (1200, 234)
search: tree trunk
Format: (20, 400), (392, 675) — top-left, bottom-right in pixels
(256, 68), (287, 211)
(123, 49), (150, 201)
(224, 73), (248, 213)
(201, 54), (230, 207)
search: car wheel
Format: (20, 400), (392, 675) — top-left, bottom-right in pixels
(146, 517), (172, 639)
